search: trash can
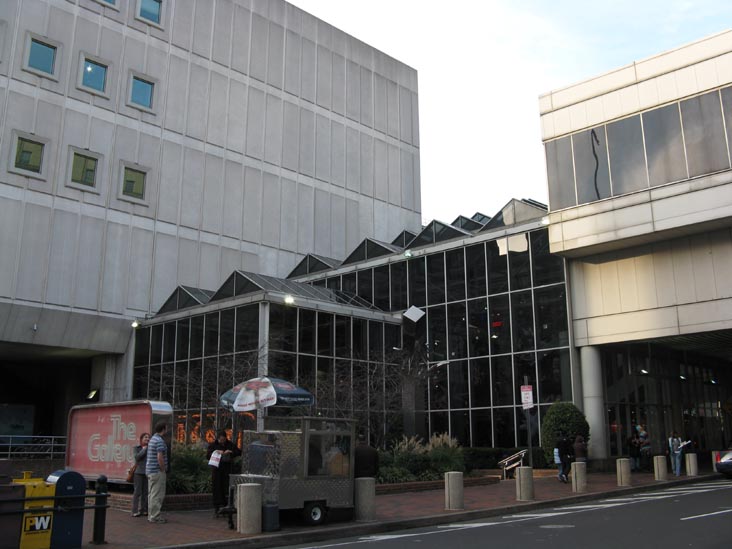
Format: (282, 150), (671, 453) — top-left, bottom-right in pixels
(13, 471), (55, 549)
(46, 470), (86, 549)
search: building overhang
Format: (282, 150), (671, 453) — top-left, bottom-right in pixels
(547, 170), (732, 258)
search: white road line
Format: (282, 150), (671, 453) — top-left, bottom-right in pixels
(437, 523), (501, 528)
(554, 503), (624, 510)
(681, 509), (732, 521)
(502, 512), (570, 519)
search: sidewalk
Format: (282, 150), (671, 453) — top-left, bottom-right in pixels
(80, 471), (721, 548)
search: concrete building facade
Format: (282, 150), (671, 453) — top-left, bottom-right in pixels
(0, 0), (420, 435)
(541, 30), (732, 460)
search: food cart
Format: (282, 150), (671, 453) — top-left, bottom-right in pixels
(230, 417), (355, 525)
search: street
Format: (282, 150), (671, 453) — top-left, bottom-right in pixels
(282, 479), (732, 549)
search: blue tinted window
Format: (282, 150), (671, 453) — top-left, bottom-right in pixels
(28, 39), (56, 75)
(131, 77), (154, 109)
(82, 59), (107, 92)
(139, 0), (162, 24)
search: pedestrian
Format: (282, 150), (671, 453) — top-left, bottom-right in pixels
(668, 430), (684, 477)
(354, 434), (379, 478)
(555, 433), (573, 483)
(628, 431), (641, 472)
(573, 435), (587, 463)
(207, 430), (241, 517)
(146, 421), (169, 524)
(638, 424), (651, 471)
(131, 432), (149, 517)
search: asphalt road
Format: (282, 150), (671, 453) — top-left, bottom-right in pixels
(282, 479), (732, 549)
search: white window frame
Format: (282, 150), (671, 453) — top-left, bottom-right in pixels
(77, 52), (111, 98)
(135, 0), (165, 30)
(118, 160), (150, 206)
(91, 0), (120, 11)
(67, 146), (103, 194)
(22, 32), (61, 81)
(8, 130), (49, 181)
(126, 70), (157, 114)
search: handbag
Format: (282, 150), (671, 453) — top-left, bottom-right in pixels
(126, 463), (137, 483)
(208, 450), (222, 468)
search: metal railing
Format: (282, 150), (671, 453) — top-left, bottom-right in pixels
(0, 435), (67, 459)
(497, 449), (528, 479)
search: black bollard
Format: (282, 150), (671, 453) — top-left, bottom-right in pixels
(92, 475), (108, 545)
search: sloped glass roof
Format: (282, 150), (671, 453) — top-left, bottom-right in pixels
(391, 230), (417, 248)
(209, 271), (380, 310)
(407, 220), (472, 249)
(451, 215), (484, 232)
(341, 238), (400, 265)
(287, 254), (341, 279)
(471, 212), (491, 225)
(157, 286), (214, 314)
(480, 199), (547, 232)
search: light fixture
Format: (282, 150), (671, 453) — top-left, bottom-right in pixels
(284, 294), (295, 305)
(131, 320), (139, 328)
(640, 369), (649, 375)
(86, 65), (93, 72)
(541, 216), (550, 226)
(711, 379), (717, 385)
(679, 375), (686, 380)
(86, 389), (98, 400)
(403, 250), (413, 258)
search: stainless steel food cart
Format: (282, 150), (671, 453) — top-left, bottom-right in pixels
(230, 417), (355, 525)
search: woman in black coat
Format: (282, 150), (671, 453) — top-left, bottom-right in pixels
(207, 430), (241, 516)
(131, 432), (149, 517)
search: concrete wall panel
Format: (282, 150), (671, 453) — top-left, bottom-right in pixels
(222, 160), (244, 239)
(374, 138), (388, 201)
(246, 87), (265, 159)
(152, 233), (178, 311)
(314, 188), (330, 256)
(157, 141), (182, 224)
(180, 148), (204, 229)
(264, 94), (283, 166)
(346, 127), (360, 192)
(231, 4), (251, 75)
(193, 0), (214, 58)
(45, 209), (78, 307)
(250, 13), (268, 82)
(346, 198), (360, 253)
(282, 100), (299, 171)
(0, 197), (21, 297)
(172, 0), (194, 50)
(101, 222), (130, 314)
(331, 121), (345, 187)
(202, 155), (224, 234)
(332, 54), (345, 116)
(212, 0), (234, 66)
(16, 204), (51, 303)
(300, 38), (316, 103)
(164, 55), (188, 134)
(284, 30), (301, 96)
(127, 228), (153, 311)
(227, 80), (247, 153)
(207, 71), (228, 146)
(187, 64), (209, 141)
(75, 215), (104, 310)
(261, 172), (281, 248)
(177, 238), (199, 288)
(315, 114), (330, 181)
(267, 22), (284, 89)
(243, 167), (262, 243)
(279, 177), (298, 252)
(710, 229), (732, 298)
(199, 242), (220, 292)
(299, 108), (315, 176)
(331, 194), (346, 258)
(297, 183), (314, 253)
(360, 133), (374, 198)
(316, 45), (331, 109)
(373, 74), (387, 133)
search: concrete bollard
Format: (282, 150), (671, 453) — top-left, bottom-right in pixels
(355, 478), (376, 521)
(236, 483), (262, 535)
(685, 453), (698, 477)
(444, 472), (464, 510)
(616, 458), (631, 487)
(712, 451), (719, 473)
(515, 466), (534, 501)
(571, 461), (587, 493)
(653, 455), (668, 481)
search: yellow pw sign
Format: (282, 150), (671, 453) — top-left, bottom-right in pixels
(23, 513), (53, 533)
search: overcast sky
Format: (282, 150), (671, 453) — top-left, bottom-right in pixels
(288, 0), (732, 224)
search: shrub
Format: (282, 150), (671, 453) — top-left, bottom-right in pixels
(376, 466), (416, 484)
(166, 443), (212, 495)
(540, 402), (590, 464)
(379, 432), (464, 483)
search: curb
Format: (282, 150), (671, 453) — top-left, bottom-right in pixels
(159, 473), (722, 549)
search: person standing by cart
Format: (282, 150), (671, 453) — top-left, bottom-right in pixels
(207, 430), (241, 517)
(131, 432), (150, 517)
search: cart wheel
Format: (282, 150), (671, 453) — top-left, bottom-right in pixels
(303, 501), (327, 526)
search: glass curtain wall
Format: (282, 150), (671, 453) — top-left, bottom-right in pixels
(546, 86), (732, 210)
(317, 228), (571, 448)
(134, 302), (400, 445)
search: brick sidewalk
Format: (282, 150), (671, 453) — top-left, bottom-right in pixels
(79, 471), (711, 548)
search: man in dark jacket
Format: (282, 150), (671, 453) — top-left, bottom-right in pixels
(556, 433), (573, 483)
(354, 434), (379, 478)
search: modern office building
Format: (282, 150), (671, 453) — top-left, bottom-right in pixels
(541, 30), (732, 460)
(133, 198), (574, 448)
(0, 0), (420, 435)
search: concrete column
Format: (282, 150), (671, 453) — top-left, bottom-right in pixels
(616, 458), (631, 486)
(580, 346), (608, 460)
(653, 455), (668, 481)
(355, 478), (376, 521)
(685, 453), (698, 477)
(236, 483), (262, 535)
(444, 472), (464, 510)
(571, 462), (587, 493)
(515, 467), (534, 501)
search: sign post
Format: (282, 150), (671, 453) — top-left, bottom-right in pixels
(521, 378), (534, 468)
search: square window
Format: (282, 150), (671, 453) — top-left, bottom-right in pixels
(139, 0), (162, 24)
(82, 59), (107, 93)
(123, 167), (146, 200)
(71, 153), (98, 187)
(28, 39), (56, 75)
(15, 138), (44, 173)
(130, 76), (154, 109)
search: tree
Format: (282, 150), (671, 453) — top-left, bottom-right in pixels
(387, 337), (431, 439)
(540, 401), (590, 463)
